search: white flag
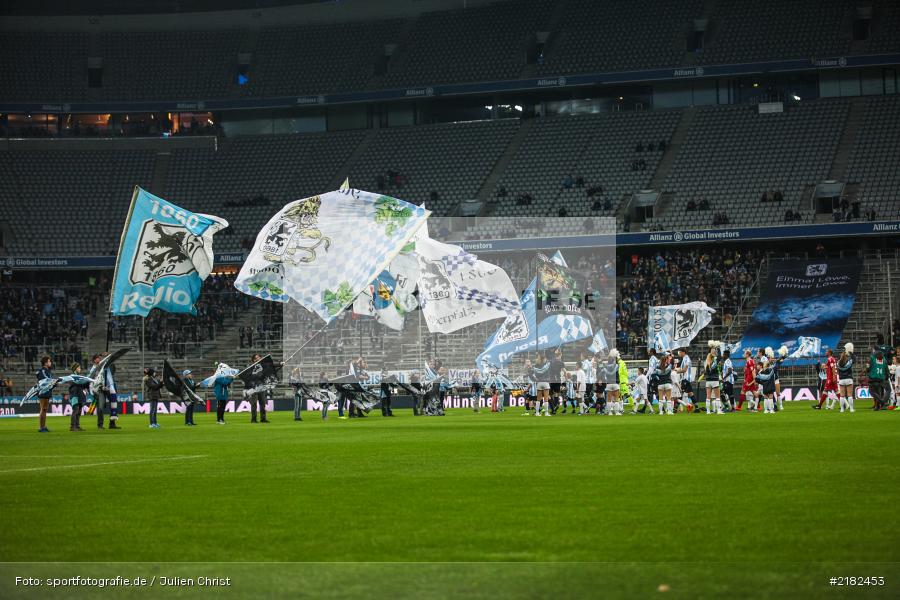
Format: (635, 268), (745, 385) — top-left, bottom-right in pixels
(647, 301), (715, 352)
(415, 237), (519, 334)
(235, 188), (429, 322)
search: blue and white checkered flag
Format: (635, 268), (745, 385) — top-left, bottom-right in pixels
(416, 237), (520, 334)
(441, 251), (478, 275)
(552, 314), (592, 342)
(236, 189), (429, 322)
(456, 286), (520, 313)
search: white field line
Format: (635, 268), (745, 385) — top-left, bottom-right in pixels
(0, 454), (208, 474)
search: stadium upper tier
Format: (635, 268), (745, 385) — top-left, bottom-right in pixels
(1, 96), (899, 257)
(1, 0), (899, 103)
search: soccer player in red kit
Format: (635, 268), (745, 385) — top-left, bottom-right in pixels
(738, 349), (756, 411)
(815, 349), (839, 409)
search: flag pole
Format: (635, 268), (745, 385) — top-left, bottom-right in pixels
(280, 322), (329, 368)
(141, 317), (146, 383)
(889, 262), (894, 347)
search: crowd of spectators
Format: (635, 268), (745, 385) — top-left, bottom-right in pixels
(0, 283), (102, 394)
(111, 273), (251, 354)
(616, 247), (761, 356)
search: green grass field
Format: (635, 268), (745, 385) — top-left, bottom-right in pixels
(1, 404), (898, 599)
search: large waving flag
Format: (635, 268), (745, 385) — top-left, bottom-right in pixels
(416, 238), (519, 334)
(647, 301), (715, 352)
(235, 188), (429, 322)
(477, 279), (538, 371)
(110, 187), (228, 316)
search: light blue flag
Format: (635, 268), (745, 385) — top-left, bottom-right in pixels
(477, 276), (594, 372)
(539, 313), (593, 348)
(110, 187), (228, 316)
(588, 329), (608, 353)
(235, 188), (430, 322)
(476, 279), (537, 372)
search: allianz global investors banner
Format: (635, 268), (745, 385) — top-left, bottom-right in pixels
(737, 258), (862, 359)
(282, 217), (616, 386)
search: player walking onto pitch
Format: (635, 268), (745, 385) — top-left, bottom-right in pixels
(631, 367), (649, 414)
(532, 352), (552, 416)
(837, 343), (855, 413)
(773, 346), (788, 411)
(739, 349), (757, 412)
(815, 349), (839, 410)
(703, 347), (723, 414)
(721, 349), (735, 411)
(657, 353), (674, 415)
(755, 348), (777, 413)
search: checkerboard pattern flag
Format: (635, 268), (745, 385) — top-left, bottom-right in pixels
(554, 314), (592, 341)
(440, 251), (478, 275)
(456, 286), (520, 313)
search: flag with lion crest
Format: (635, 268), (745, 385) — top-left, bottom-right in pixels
(235, 187), (430, 323)
(110, 187), (228, 316)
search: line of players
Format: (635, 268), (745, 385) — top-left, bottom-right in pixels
(475, 340), (900, 416)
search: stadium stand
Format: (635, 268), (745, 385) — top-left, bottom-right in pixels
(845, 95), (900, 222)
(536, 0), (704, 75)
(98, 30), (244, 102)
(380, 0), (554, 87)
(697, 0), (853, 65)
(2, 148), (155, 255)
(0, 31), (89, 102)
(166, 130), (367, 253)
(490, 110), (681, 224)
(346, 119), (519, 214)
(653, 100), (849, 230)
(2, 0), (900, 104)
(245, 20), (406, 97)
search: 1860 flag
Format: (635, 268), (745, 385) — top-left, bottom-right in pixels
(110, 187), (228, 316)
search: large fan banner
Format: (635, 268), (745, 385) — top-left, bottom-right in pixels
(736, 258), (861, 358)
(110, 187), (228, 316)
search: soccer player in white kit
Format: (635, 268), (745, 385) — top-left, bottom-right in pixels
(721, 349), (735, 411)
(631, 367), (649, 414)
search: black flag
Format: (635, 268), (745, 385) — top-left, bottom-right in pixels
(239, 355), (279, 397)
(163, 359), (201, 402)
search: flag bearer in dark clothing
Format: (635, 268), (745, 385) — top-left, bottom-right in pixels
(143, 367), (163, 428)
(36, 356), (53, 433)
(68, 362), (89, 432)
(182, 369), (198, 426)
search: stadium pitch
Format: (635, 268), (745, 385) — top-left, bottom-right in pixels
(1, 405), (897, 599)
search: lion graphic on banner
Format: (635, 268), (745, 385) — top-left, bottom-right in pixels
(262, 195), (331, 265)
